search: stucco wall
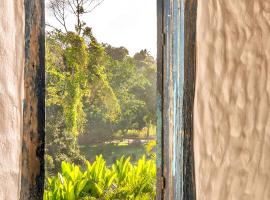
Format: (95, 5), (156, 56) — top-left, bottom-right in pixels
(194, 0), (270, 199)
(0, 0), (24, 199)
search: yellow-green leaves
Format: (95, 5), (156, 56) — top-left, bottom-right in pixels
(44, 156), (156, 200)
(46, 31), (120, 137)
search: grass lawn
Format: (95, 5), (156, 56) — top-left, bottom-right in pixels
(80, 141), (146, 166)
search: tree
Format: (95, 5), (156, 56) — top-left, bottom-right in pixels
(46, 32), (88, 137)
(45, 32), (88, 172)
(104, 44), (129, 61)
(46, 30), (121, 171)
(133, 49), (155, 68)
(80, 47), (157, 143)
(48, 0), (104, 34)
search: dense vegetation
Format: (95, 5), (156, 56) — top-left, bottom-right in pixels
(45, 27), (156, 171)
(45, 0), (156, 199)
(44, 156), (156, 200)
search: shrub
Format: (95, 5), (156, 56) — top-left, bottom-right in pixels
(44, 155), (156, 200)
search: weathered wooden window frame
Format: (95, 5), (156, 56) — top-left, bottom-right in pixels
(21, 0), (197, 199)
(21, 0), (45, 199)
(156, 0), (197, 199)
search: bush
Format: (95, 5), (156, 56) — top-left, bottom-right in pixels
(44, 155), (156, 200)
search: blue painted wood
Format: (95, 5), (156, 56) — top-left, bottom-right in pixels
(157, 0), (197, 199)
(156, 0), (164, 199)
(173, 0), (185, 199)
(162, 0), (173, 198)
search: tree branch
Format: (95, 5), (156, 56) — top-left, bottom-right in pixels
(45, 23), (62, 32)
(86, 0), (105, 13)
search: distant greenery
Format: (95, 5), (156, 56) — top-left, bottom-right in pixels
(46, 27), (156, 171)
(80, 143), (146, 167)
(44, 156), (156, 200)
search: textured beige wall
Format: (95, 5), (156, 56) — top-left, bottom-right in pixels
(0, 0), (24, 199)
(194, 0), (270, 199)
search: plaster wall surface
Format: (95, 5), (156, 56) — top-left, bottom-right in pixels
(0, 0), (24, 199)
(194, 0), (270, 199)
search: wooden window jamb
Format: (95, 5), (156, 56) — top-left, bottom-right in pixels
(156, 0), (197, 199)
(20, 0), (45, 199)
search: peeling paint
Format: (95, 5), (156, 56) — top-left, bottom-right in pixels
(159, 0), (197, 199)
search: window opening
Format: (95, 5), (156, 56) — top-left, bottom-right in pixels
(44, 0), (158, 199)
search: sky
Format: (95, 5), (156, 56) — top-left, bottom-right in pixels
(46, 0), (157, 57)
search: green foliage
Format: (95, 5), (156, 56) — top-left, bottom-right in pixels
(145, 140), (156, 160)
(45, 31), (121, 171)
(46, 31), (120, 138)
(83, 46), (156, 143)
(62, 32), (89, 136)
(79, 142), (146, 166)
(46, 32), (88, 137)
(46, 6), (157, 200)
(104, 44), (129, 61)
(46, 22), (156, 174)
(45, 102), (86, 174)
(44, 156), (156, 200)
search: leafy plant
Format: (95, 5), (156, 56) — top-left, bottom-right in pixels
(44, 155), (156, 200)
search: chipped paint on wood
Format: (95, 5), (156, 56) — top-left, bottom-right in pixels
(173, 0), (185, 199)
(157, 0), (197, 199)
(20, 0), (45, 199)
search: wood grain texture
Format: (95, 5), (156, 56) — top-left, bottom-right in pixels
(195, 0), (270, 199)
(156, 0), (164, 199)
(20, 0), (45, 199)
(182, 1), (197, 199)
(159, 0), (197, 199)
